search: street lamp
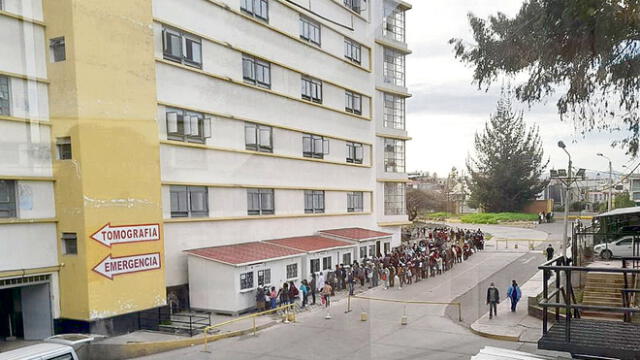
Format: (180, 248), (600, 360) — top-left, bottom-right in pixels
(596, 153), (613, 212)
(558, 141), (571, 261)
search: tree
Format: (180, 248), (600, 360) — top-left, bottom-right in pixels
(614, 191), (635, 209)
(406, 188), (446, 221)
(467, 92), (549, 212)
(450, 1), (640, 155)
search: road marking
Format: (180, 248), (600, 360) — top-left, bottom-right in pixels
(522, 256), (536, 264)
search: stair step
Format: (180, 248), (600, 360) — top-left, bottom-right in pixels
(581, 311), (625, 319)
(583, 291), (622, 298)
(582, 300), (624, 307)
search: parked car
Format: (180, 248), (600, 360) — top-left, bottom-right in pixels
(0, 343), (78, 360)
(594, 236), (639, 260)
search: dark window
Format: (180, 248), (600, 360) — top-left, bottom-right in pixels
(245, 122), (272, 152)
(304, 190), (325, 214)
(368, 245), (375, 257)
(344, 38), (362, 64)
(347, 191), (364, 212)
(166, 108), (211, 144)
(240, 271), (254, 290)
(346, 142), (363, 164)
(345, 91), (362, 114)
(0, 76), (9, 116)
(247, 188), (274, 215)
(384, 242), (391, 255)
(162, 27), (202, 68)
(170, 185), (208, 218)
(360, 246), (366, 259)
(241, 0), (269, 21)
(0, 180), (16, 218)
(257, 269), (271, 286)
(62, 233), (77, 255)
(343, 0), (361, 13)
(301, 76), (322, 103)
(310, 259), (320, 274)
(342, 252), (352, 265)
(242, 54), (271, 89)
(56, 137), (72, 160)
(50, 37), (66, 62)
(286, 263), (298, 279)
(49, 354), (74, 360)
(322, 256), (332, 270)
(299, 17), (321, 46)
(302, 134), (329, 159)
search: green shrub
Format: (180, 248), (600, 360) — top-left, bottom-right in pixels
(460, 212), (539, 224)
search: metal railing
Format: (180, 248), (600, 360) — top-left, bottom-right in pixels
(201, 303), (295, 353)
(539, 256), (640, 343)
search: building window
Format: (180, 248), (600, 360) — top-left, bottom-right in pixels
(342, 252), (351, 265)
(299, 17), (321, 46)
(347, 191), (364, 212)
(383, 47), (406, 87)
(245, 122), (272, 152)
(346, 142), (363, 164)
(240, 271), (254, 290)
(301, 76), (322, 103)
(302, 134), (329, 159)
(247, 188), (274, 215)
(50, 37), (66, 62)
(368, 245), (375, 257)
(304, 190), (325, 214)
(0, 76), (9, 116)
(257, 269), (271, 286)
(359, 246), (366, 259)
(286, 263), (298, 279)
(384, 182), (405, 215)
(322, 256), (332, 270)
(345, 91), (362, 115)
(384, 93), (405, 129)
(62, 233), (78, 255)
(344, 38), (361, 64)
(384, 138), (405, 172)
(242, 54), (271, 89)
(0, 180), (17, 218)
(241, 0), (269, 21)
(162, 27), (202, 68)
(170, 185), (209, 218)
(383, 2), (406, 42)
(343, 0), (361, 13)
(56, 137), (72, 160)
(384, 242), (391, 255)
(310, 259), (320, 274)
(166, 108), (211, 144)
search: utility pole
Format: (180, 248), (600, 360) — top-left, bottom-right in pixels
(558, 141), (571, 261)
(597, 153), (613, 211)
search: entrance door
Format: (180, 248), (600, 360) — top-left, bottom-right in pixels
(376, 241), (381, 257)
(21, 283), (52, 340)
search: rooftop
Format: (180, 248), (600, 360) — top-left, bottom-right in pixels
(318, 227), (392, 241)
(265, 236), (354, 252)
(184, 242), (303, 266)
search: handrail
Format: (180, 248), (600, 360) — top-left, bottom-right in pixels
(201, 303), (295, 352)
(348, 294), (463, 322)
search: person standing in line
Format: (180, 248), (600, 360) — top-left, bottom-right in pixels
(310, 273), (317, 305)
(269, 286), (277, 309)
(507, 280), (522, 312)
(299, 280), (309, 308)
(486, 282), (500, 319)
(318, 272), (325, 293)
(321, 281), (333, 308)
(546, 244), (555, 261)
(383, 267), (390, 289)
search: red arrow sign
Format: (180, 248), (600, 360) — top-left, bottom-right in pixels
(92, 253), (161, 280)
(91, 223), (160, 248)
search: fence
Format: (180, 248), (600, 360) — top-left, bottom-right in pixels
(345, 294), (463, 322)
(138, 306), (211, 337)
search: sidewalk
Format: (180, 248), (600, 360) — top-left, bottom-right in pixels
(470, 270), (550, 343)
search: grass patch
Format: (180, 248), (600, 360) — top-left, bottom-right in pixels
(423, 212), (458, 220)
(460, 212), (539, 224)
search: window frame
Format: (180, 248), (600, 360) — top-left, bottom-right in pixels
(342, 252), (352, 266)
(165, 107), (211, 144)
(240, 271), (254, 290)
(310, 259), (320, 274)
(344, 37), (362, 64)
(56, 137), (72, 160)
(304, 190), (325, 214)
(241, 0), (269, 21)
(302, 134), (329, 159)
(245, 122), (273, 153)
(301, 76), (323, 103)
(384, 138), (406, 173)
(50, 37), (66, 62)
(299, 16), (321, 46)
(345, 90), (362, 115)
(322, 256), (332, 270)
(170, 185), (209, 218)
(0, 75), (10, 116)
(384, 182), (405, 216)
(383, 2), (406, 42)
(242, 54), (271, 89)
(346, 141), (364, 164)
(247, 188), (275, 215)
(383, 47), (406, 87)
(62, 232), (78, 255)
(162, 27), (202, 69)
(286, 263), (298, 279)
(0, 180), (17, 218)
(343, 0), (362, 14)
(257, 268), (271, 286)
(383, 93), (406, 130)
(347, 191), (364, 212)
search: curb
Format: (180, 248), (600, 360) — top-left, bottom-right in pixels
(469, 323), (520, 342)
(87, 320), (278, 360)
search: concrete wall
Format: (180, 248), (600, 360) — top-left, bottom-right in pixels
(0, 223), (57, 271)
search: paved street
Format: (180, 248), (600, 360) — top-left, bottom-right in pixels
(136, 224), (567, 360)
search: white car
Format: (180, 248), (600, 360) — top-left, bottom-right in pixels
(0, 343), (78, 360)
(594, 236), (639, 260)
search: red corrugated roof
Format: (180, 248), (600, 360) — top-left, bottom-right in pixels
(318, 227), (392, 241)
(185, 242), (303, 265)
(265, 236), (353, 252)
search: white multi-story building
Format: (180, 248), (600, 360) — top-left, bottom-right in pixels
(0, 0), (59, 340)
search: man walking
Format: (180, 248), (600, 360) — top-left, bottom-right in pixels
(546, 244), (555, 261)
(486, 282), (500, 319)
(507, 280), (522, 312)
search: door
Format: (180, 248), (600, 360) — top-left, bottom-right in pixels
(615, 237), (634, 257)
(21, 283), (52, 340)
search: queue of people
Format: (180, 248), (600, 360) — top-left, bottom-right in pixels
(255, 225), (486, 312)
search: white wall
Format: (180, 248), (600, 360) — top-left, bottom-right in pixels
(9, 78), (50, 120)
(2, 0), (44, 21)
(17, 180), (55, 219)
(0, 121), (52, 177)
(0, 223), (57, 271)
(0, 15), (47, 78)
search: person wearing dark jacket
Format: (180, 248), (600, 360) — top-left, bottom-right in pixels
(546, 244), (555, 261)
(486, 282), (500, 319)
(310, 273), (317, 305)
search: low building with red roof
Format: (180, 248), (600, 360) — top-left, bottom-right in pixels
(318, 227), (393, 260)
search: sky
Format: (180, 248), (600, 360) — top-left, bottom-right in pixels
(404, 0), (637, 179)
